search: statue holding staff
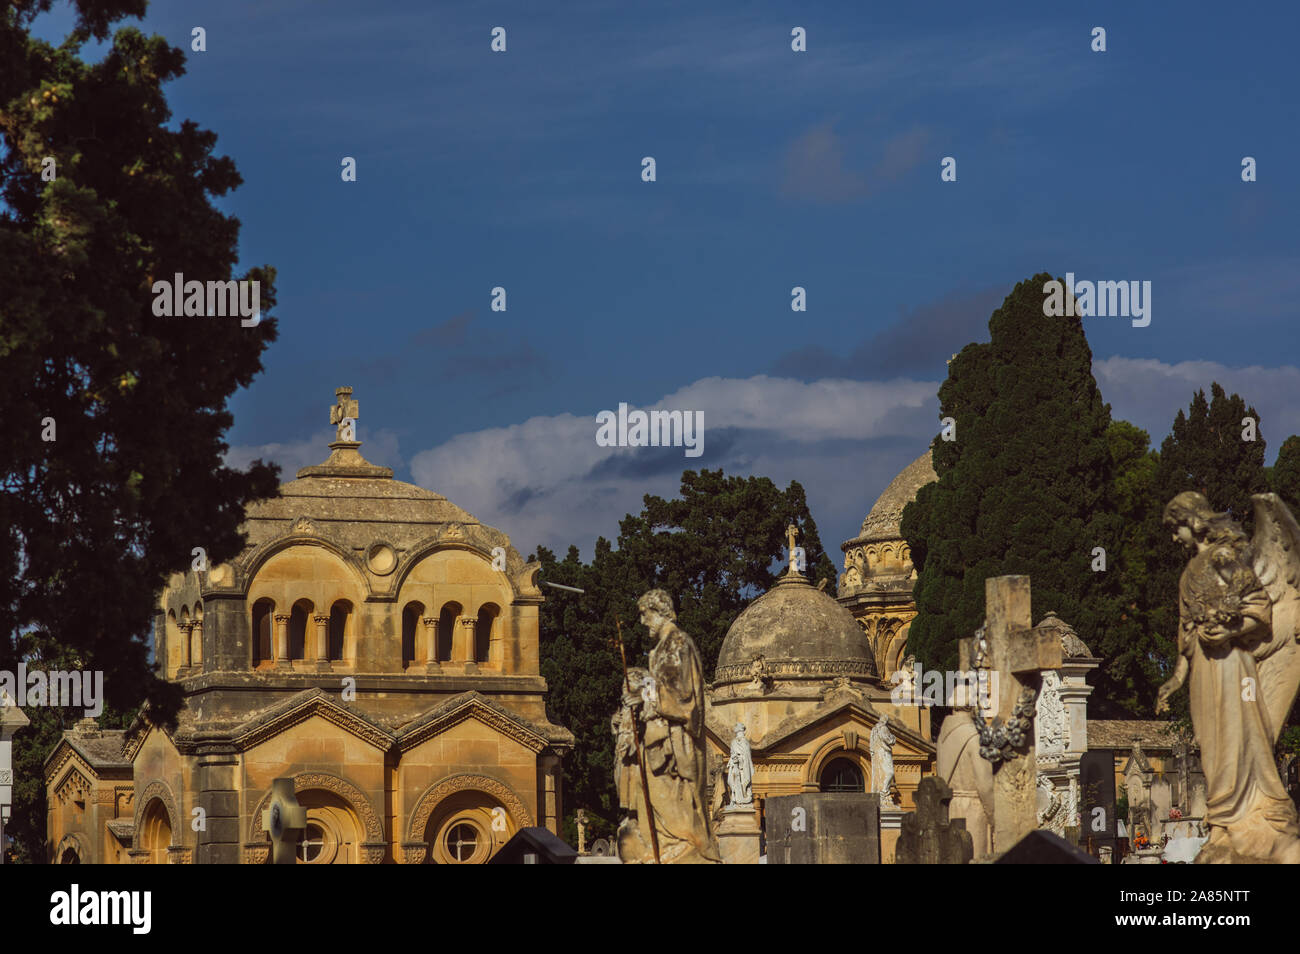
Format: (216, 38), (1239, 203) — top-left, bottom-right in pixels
(612, 589), (722, 863)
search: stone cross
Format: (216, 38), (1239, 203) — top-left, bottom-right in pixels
(896, 776), (973, 864)
(960, 575), (1061, 854)
(261, 778), (307, 865)
(330, 386), (359, 443)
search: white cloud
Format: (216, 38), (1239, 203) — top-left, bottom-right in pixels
(1096, 357), (1300, 452)
(408, 375), (939, 557)
(225, 428), (403, 478)
(225, 358), (1300, 567)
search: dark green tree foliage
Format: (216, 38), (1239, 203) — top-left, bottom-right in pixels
(533, 469), (834, 832)
(1142, 385), (1268, 719)
(2, 2), (279, 858)
(1270, 435), (1300, 515)
(1093, 420), (1162, 715)
(900, 274), (1121, 672)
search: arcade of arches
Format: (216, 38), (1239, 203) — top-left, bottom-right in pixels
(43, 389), (572, 864)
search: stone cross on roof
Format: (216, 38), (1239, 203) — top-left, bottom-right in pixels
(786, 523), (801, 575)
(330, 386), (360, 443)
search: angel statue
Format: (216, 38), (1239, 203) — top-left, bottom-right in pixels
(1156, 492), (1300, 863)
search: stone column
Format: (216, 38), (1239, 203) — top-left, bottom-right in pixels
(196, 745), (241, 864)
(313, 614), (331, 672)
(460, 616), (479, 673)
(179, 619), (194, 674)
(422, 617), (440, 672)
(273, 614), (291, 670)
(189, 617), (203, 672)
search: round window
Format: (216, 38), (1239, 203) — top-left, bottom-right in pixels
(298, 823), (327, 863)
(445, 822), (481, 863)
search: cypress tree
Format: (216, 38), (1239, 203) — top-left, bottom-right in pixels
(900, 274), (1121, 671)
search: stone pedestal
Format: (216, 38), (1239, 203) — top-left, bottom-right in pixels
(766, 793), (880, 864)
(716, 805), (761, 864)
(879, 807), (905, 863)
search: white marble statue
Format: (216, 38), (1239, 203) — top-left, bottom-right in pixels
(1157, 492), (1300, 863)
(726, 723), (753, 807)
(870, 718), (897, 808)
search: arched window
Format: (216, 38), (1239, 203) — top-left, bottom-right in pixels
(475, 604), (499, 664)
(252, 600), (274, 666)
(328, 601), (351, 661)
(819, 757), (864, 793)
(289, 601), (312, 661)
(437, 602), (461, 662)
(402, 602), (424, 668)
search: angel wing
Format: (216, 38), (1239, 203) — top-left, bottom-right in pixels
(1251, 493), (1300, 743)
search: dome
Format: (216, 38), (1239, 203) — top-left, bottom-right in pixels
(858, 451), (937, 542)
(715, 573), (877, 684)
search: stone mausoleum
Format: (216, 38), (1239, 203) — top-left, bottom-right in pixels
(45, 388), (572, 864)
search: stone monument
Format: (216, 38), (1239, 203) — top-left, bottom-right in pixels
(936, 708), (994, 857)
(726, 723), (753, 807)
(611, 589), (722, 863)
(869, 718), (898, 808)
(716, 723), (760, 864)
(960, 576), (1061, 855)
(896, 776), (973, 865)
(0, 689), (29, 865)
(1156, 492), (1300, 863)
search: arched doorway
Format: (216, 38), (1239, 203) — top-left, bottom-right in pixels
(819, 757), (865, 793)
(139, 797), (173, 864)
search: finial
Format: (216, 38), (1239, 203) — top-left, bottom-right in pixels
(785, 523), (803, 576)
(329, 386), (360, 444)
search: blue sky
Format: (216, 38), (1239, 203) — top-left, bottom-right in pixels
(36, 0), (1300, 557)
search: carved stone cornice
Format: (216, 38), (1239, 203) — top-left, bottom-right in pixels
(232, 690), (395, 754)
(714, 657), (877, 685)
(54, 767), (93, 805)
(396, 692), (550, 754)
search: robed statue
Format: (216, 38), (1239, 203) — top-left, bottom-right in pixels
(726, 723), (754, 807)
(1156, 492), (1300, 863)
(612, 589), (722, 863)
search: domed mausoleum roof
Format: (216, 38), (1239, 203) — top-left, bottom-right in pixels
(857, 452), (937, 542)
(715, 571), (877, 685)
